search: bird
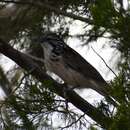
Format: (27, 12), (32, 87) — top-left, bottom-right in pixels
(33, 32), (116, 104)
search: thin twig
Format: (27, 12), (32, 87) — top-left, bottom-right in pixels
(59, 113), (86, 130)
(10, 71), (30, 94)
(91, 46), (118, 78)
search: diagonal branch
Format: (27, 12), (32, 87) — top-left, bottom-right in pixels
(91, 46), (118, 78)
(0, 39), (112, 129)
(0, 0), (93, 24)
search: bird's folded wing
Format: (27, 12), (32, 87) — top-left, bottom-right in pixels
(63, 46), (106, 84)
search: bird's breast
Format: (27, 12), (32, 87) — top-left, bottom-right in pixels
(44, 56), (100, 89)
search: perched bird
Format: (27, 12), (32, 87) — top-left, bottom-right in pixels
(33, 33), (115, 104)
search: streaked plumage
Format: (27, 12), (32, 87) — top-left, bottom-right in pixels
(34, 33), (115, 103)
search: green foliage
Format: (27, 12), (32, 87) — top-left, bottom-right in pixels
(1, 0), (130, 129)
(90, 0), (115, 27)
(89, 0), (130, 55)
(110, 103), (130, 130)
(110, 74), (126, 104)
(107, 58), (130, 130)
(110, 60), (130, 103)
(89, 125), (98, 130)
(2, 73), (86, 129)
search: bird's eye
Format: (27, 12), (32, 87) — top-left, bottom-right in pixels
(57, 43), (64, 49)
(55, 45), (61, 50)
(59, 44), (64, 47)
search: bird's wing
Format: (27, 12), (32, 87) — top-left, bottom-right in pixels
(63, 46), (106, 84)
(62, 45), (117, 106)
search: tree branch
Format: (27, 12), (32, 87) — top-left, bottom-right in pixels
(0, 39), (112, 129)
(0, 0), (93, 24)
(91, 46), (118, 78)
(0, 66), (12, 96)
(91, 46), (120, 105)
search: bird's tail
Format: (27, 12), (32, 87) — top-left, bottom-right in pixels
(93, 83), (118, 106)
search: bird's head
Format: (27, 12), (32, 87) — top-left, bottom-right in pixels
(33, 32), (66, 55)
